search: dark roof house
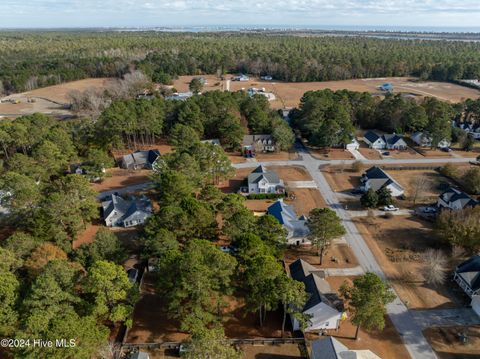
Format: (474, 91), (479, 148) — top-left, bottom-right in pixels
(454, 256), (480, 298)
(120, 149), (160, 170)
(102, 194), (153, 228)
(437, 187), (478, 211)
(361, 166), (404, 197)
(267, 200), (308, 244)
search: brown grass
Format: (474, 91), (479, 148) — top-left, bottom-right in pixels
(284, 243), (359, 269)
(424, 326), (480, 359)
(92, 168), (152, 192)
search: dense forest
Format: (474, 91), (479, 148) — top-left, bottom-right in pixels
(1, 31), (480, 94)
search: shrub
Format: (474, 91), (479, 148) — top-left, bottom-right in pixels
(246, 193), (286, 200)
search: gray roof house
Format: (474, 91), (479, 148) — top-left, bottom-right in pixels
(363, 131), (407, 150)
(102, 194), (153, 228)
(242, 134), (275, 154)
(267, 199), (309, 245)
(437, 187), (478, 211)
(454, 256), (480, 298)
(360, 167), (405, 197)
(120, 149), (160, 170)
(242, 165), (285, 195)
(310, 337), (381, 359)
(411, 131), (451, 149)
(289, 259), (344, 332)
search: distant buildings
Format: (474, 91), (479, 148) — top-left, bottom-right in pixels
(267, 199), (309, 245)
(241, 165), (285, 195)
(289, 259), (344, 332)
(242, 134), (276, 156)
(361, 166), (405, 197)
(437, 187), (478, 211)
(119, 150), (160, 171)
(232, 74), (250, 82)
(247, 87), (276, 101)
(102, 194), (152, 228)
(411, 132), (451, 149)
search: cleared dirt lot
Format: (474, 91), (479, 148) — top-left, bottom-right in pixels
(173, 75), (480, 109)
(92, 168), (152, 192)
(309, 148), (354, 160)
(285, 243), (358, 269)
(323, 276), (411, 359)
(353, 215), (461, 309)
(424, 325), (480, 359)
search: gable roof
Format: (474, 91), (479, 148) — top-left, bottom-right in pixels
(101, 194), (152, 225)
(248, 166), (281, 185)
(439, 187), (478, 209)
(289, 259), (343, 312)
(362, 167), (403, 192)
(456, 256), (480, 292)
(310, 336), (349, 359)
(243, 134), (274, 146)
(364, 131), (382, 144)
(268, 200), (309, 238)
(383, 134), (406, 146)
(121, 149), (160, 168)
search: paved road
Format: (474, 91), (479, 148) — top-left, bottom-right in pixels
(323, 266), (365, 277)
(411, 308), (480, 329)
(347, 209), (413, 218)
(234, 142), (444, 359)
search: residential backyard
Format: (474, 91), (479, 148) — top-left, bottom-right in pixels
(424, 325), (480, 359)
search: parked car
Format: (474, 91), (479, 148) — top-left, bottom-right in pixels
(423, 206), (437, 213)
(350, 188), (364, 195)
(382, 151), (391, 156)
(441, 147), (452, 152)
(127, 268), (139, 284)
(383, 205), (399, 211)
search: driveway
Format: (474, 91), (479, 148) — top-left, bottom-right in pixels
(347, 209), (413, 218)
(286, 180), (317, 189)
(411, 308), (480, 329)
(348, 148), (367, 160)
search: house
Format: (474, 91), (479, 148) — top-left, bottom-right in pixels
(346, 138), (360, 151)
(411, 131), (451, 149)
(379, 83), (393, 92)
(120, 149), (160, 170)
(164, 92), (193, 101)
(437, 187), (478, 210)
(310, 337), (381, 359)
(289, 259), (344, 332)
(267, 199), (309, 245)
(472, 296), (480, 317)
(383, 134), (408, 150)
(241, 165), (285, 194)
(247, 87), (276, 101)
(101, 194), (153, 228)
(363, 131), (407, 150)
(201, 139), (221, 146)
(242, 134), (275, 155)
(361, 166), (405, 197)
(363, 131), (386, 150)
(129, 352), (150, 359)
(232, 74), (249, 81)
(454, 256), (480, 298)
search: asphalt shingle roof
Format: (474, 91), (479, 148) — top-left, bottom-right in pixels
(456, 256), (480, 292)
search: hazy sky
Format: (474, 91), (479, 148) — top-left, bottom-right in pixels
(1, 0), (480, 29)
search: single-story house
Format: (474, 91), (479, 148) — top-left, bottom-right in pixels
(241, 165), (285, 194)
(102, 194), (153, 228)
(360, 166), (405, 197)
(310, 337), (382, 359)
(346, 138), (360, 151)
(363, 131), (407, 150)
(289, 259), (344, 332)
(120, 149), (160, 170)
(267, 199), (309, 245)
(411, 132), (451, 149)
(242, 134), (275, 155)
(437, 187), (478, 211)
(454, 256), (480, 298)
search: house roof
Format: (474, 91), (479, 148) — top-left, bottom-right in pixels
(362, 167), (403, 193)
(268, 200), (309, 238)
(383, 134), (405, 146)
(289, 259), (343, 312)
(364, 131), (382, 144)
(102, 194), (152, 225)
(439, 187), (478, 209)
(122, 149), (160, 168)
(310, 337), (349, 359)
(243, 134), (274, 146)
(456, 256), (480, 292)
(248, 166), (281, 185)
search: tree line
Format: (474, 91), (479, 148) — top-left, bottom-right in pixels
(2, 31), (480, 94)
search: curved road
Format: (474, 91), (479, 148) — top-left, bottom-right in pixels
(232, 142), (473, 359)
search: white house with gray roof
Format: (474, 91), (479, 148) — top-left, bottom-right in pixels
(437, 187), (478, 211)
(242, 165), (285, 194)
(242, 134), (275, 156)
(120, 149), (160, 170)
(360, 166), (404, 197)
(267, 199), (309, 245)
(411, 131), (451, 149)
(289, 259), (344, 332)
(310, 337), (381, 359)
(363, 131), (407, 150)
(102, 194), (153, 228)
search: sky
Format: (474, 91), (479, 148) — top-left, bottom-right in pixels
(1, 0), (480, 30)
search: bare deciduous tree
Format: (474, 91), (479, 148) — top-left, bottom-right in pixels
(423, 249), (448, 286)
(410, 174), (432, 205)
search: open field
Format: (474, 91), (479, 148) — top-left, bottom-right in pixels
(284, 243), (359, 269)
(322, 166), (362, 193)
(323, 276), (412, 359)
(92, 168), (152, 192)
(309, 148), (354, 161)
(173, 75), (480, 109)
(424, 326), (480, 359)
(241, 343), (306, 359)
(0, 78), (115, 117)
(353, 215), (463, 309)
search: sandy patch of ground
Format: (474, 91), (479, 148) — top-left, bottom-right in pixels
(241, 343), (306, 359)
(322, 276), (411, 359)
(72, 223), (100, 249)
(92, 168), (151, 192)
(287, 189), (327, 215)
(424, 325), (480, 359)
(386, 148), (424, 160)
(358, 146), (382, 160)
(352, 215), (460, 309)
(256, 150), (299, 162)
(322, 167), (362, 193)
(173, 76), (480, 110)
(415, 148), (454, 158)
(309, 148), (355, 161)
(285, 243), (359, 269)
